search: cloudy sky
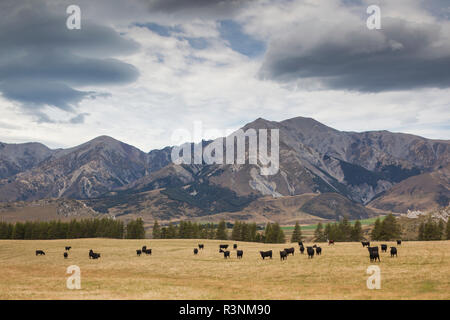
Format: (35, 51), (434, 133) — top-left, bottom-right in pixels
(0, 0), (449, 151)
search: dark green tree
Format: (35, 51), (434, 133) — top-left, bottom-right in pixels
(371, 218), (382, 241)
(351, 220), (363, 241)
(379, 214), (401, 240)
(447, 219), (450, 240)
(438, 220), (445, 240)
(215, 220), (228, 240)
(152, 220), (161, 239)
(314, 222), (325, 242)
(290, 221), (303, 243)
(231, 221), (241, 241)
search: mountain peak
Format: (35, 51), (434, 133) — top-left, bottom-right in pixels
(242, 117), (279, 130)
(88, 135), (121, 144)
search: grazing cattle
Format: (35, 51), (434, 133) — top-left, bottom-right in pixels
(368, 247), (380, 262)
(361, 241), (370, 247)
(63, 252), (68, 259)
(396, 240), (402, 245)
(298, 241), (304, 246)
(142, 246), (147, 252)
(223, 251), (230, 259)
(260, 250), (273, 260)
(307, 247), (315, 259)
(381, 244), (387, 252)
(233, 244), (238, 249)
(299, 245), (305, 254)
(65, 246), (71, 251)
(328, 240), (335, 245)
(89, 249), (101, 259)
(198, 244), (204, 250)
(143, 249), (152, 255)
(194, 248), (198, 255)
(36, 250), (45, 256)
(136, 250), (142, 256)
(284, 247), (295, 256)
(390, 247), (398, 257)
(237, 250), (243, 259)
(316, 246), (322, 255)
(280, 250), (288, 261)
(219, 244), (229, 250)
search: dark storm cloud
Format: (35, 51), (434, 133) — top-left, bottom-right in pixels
(140, 0), (253, 20)
(259, 17), (450, 92)
(0, 81), (89, 112)
(145, 0), (245, 14)
(0, 0), (140, 122)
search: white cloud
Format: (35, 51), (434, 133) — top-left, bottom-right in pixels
(0, 0), (448, 152)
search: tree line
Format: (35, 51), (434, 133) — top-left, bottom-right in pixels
(152, 220), (286, 243)
(311, 217), (364, 242)
(370, 214), (401, 240)
(152, 220), (225, 240)
(0, 218), (146, 239)
(418, 217), (450, 241)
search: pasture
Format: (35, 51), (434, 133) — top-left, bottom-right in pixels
(0, 239), (449, 299)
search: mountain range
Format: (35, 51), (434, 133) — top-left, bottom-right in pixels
(0, 116), (448, 224)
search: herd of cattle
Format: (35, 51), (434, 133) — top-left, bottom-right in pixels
(34, 239), (402, 262)
(361, 240), (400, 262)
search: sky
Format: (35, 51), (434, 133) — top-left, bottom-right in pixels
(0, 0), (449, 152)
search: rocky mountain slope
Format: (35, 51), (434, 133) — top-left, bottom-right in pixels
(0, 116), (448, 222)
(0, 136), (151, 201)
(0, 142), (54, 179)
(368, 164), (450, 212)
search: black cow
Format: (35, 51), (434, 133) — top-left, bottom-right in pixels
(36, 250), (45, 256)
(219, 244), (229, 250)
(381, 244), (387, 252)
(396, 240), (402, 245)
(284, 247), (295, 256)
(233, 244), (238, 249)
(143, 249), (152, 255)
(89, 249), (100, 259)
(260, 250), (273, 260)
(368, 247), (380, 262)
(194, 248), (198, 255)
(198, 244), (204, 250)
(307, 247), (314, 259)
(298, 241), (304, 246)
(136, 249), (142, 256)
(328, 240), (335, 245)
(299, 245), (305, 254)
(390, 247), (398, 257)
(219, 248), (224, 253)
(223, 251), (230, 259)
(142, 246), (147, 252)
(316, 246), (322, 255)
(63, 252), (68, 259)
(65, 246), (71, 251)
(361, 241), (370, 247)
(237, 250), (243, 259)
(280, 250), (288, 261)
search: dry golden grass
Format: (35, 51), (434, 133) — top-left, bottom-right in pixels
(0, 239), (449, 300)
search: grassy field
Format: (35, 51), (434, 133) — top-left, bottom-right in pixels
(0, 239), (449, 299)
